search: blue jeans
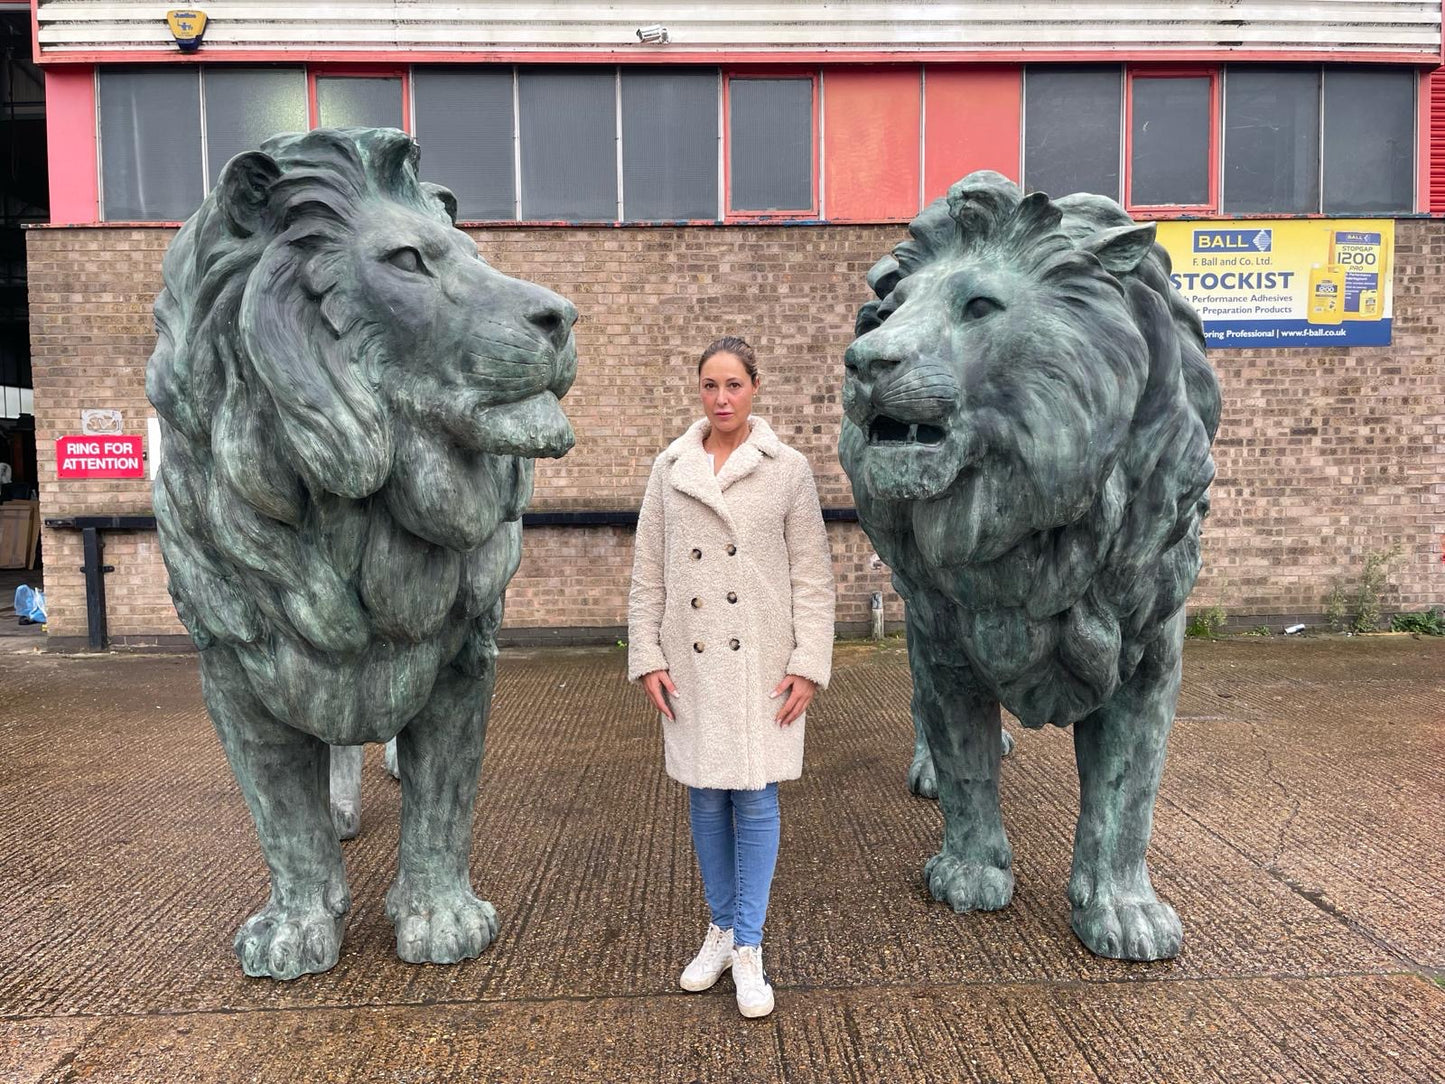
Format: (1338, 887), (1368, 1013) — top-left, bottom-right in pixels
(687, 784), (780, 948)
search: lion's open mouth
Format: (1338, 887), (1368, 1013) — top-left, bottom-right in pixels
(868, 415), (947, 446)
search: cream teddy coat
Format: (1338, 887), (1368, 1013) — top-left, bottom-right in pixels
(628, 416), (836, 790)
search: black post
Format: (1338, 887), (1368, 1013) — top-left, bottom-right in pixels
(80, 527), (112, 651)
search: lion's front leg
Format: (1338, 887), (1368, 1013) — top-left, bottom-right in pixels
(200, 648), (350, 980)
(328, 744), (364, 840)
(387, 660), (498, 965)
(909, 702), (1015, 799)
(907, 602), (1014, 912)
(1069, 611), (1184, 961)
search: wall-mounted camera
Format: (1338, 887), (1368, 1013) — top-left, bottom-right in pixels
(635, 25), (670, 44)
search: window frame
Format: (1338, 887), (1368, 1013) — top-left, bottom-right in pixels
(201, 65), (309, 189)
(1020, 63), (1125, 205)
(1320, 65), (1419, 216)
(308, 65), (412, 133)
(96, 65), (204, 223)
(1219, 63), (1325, 217)
(412, 64), (520, 223)
(1124, 66), (1220, 215)
(617, 66), (724, 224)
(722, 69), (820, 220)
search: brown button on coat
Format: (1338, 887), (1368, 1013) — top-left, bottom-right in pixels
(628, 416), (836, 790)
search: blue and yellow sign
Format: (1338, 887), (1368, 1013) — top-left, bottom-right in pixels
(1156, 220), (1393, 348)
(166, 9), (208, 52)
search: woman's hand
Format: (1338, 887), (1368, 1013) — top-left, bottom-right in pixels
(641, 669), (677, 720)
(771, 675), (817, 727)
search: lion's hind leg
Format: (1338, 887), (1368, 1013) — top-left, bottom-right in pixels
(387, 659), (499, 965)
(200, 649), (350, 980)
(1069, 613), (1184, 961)
(908, 602), (1014, 912)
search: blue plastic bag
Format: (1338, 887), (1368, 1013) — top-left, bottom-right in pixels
(14, 584), (45, 624)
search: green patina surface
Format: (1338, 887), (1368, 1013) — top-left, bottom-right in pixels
(839, 172), (1221, 961)
(147, 127), (577, 979)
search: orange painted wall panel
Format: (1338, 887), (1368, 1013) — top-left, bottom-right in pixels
(823, 68), (921, 222)
(924, 67), (1023, 202)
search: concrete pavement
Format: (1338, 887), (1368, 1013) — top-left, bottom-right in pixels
(2, 636), (1442, 1082)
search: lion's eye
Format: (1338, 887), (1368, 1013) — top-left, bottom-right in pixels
(386, 248), (425, 274)
(963, 296), (1004, 321)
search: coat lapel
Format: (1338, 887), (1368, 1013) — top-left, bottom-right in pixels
(668, 420), (736, 528)
(717, 417), (781, 492)
(668, 416), (782, 526)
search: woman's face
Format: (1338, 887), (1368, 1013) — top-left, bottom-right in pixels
(699, 352), (758, 437)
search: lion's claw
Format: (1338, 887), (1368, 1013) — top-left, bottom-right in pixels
(234, 901), (344, 980)
(1072, 896), (1181, 960)
(908, 747), (938, 798)
(924, 850), (1014, 912)
(330, 798), (360, 841)
(386, 880), (498, 965)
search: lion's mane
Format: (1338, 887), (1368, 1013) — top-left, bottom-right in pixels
(148, 128), (532, 742)
(841, 172), (1221, 726)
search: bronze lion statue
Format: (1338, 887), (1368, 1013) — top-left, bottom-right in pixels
(147, 128), (576, 979)
(839, 172), (1220, 960)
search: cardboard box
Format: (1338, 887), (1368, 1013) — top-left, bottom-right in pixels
(0, 500), (40, 569)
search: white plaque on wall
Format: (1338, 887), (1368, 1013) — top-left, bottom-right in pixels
(81, 408), (123, 435)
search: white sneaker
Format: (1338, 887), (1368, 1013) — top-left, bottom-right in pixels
(731, 944), (775, 1018)
(679, 923), (733, 991)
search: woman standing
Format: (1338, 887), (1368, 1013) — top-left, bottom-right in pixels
(628, 336), (836, 1019)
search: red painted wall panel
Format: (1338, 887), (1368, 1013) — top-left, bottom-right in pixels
(823, 68), (921, 222)
(1429, 68), (1445, 212)
(923, 67), (1022, 202)
(45, 67), (99, 225)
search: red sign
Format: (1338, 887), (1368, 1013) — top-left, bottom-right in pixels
(56, 435), (145, 479)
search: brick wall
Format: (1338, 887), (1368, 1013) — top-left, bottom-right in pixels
(26, 221), (1445, 644)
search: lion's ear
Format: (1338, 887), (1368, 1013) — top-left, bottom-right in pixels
(422, 182), (459, 225)
(216, 151), (282, 237)
(1086, 222), (1157, 275)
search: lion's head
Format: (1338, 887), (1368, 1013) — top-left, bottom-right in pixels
(147, 128), (576, 732)
(840, 172), (1220, 723)
(842, 171), (1218, 566)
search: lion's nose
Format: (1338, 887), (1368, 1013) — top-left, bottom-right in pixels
(844, 337), (902, 379)
(524, 292), (577, 354)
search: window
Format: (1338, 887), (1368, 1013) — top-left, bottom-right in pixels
(518, 69), (618, 220)
(1222, 68), (1321, 214)
(1323, 68), (1415, 214)
(314, 75), (404, 130)
(622, 69), (718, 220)
(1024, 67), (1122, 201)
(99, 69), (203, 221)
(728, 77), (815, 214)
(413, 68), (516, 220)
(203, 68), (307, 186)
(1128, 73), (1215, 209)
(99, 67), (308, 220)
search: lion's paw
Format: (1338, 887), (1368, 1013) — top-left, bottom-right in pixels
(924, 850), (1014, 912)
(330, 798), (360, 841)
(234, 900), (345, 980)
(386, 880), (498, 965)
(908, 747), (938, 798)
(1072, 896), (1181, 961)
